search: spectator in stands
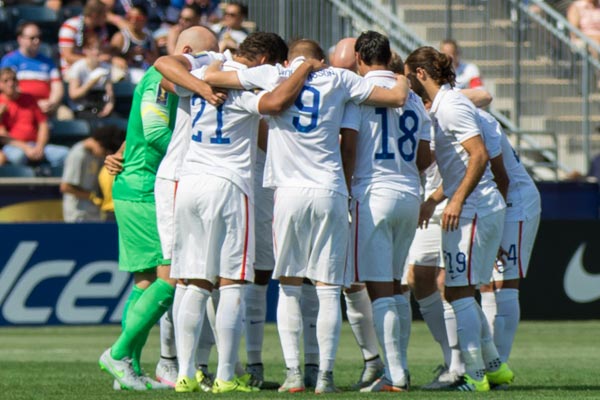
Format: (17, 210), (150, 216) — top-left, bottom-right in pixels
(67, 40), (115, 119)
(46, 0), (84, 12)
(211, 2), (249, 52)
(60, 125), (125, 222)
(166, 4), (201, 55)
(58, 0), (110, 79)
(0, 68), (68, 168)
(111, 4), (159, 83)
(1, 22), (71, 120)
(191, 0), (222, 25)
(567, 0), (600, 47)
(440, 38), (485, 90)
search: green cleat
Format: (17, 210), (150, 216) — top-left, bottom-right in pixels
(175, 376), (200, 392)
(212, 377), (260, 393)
(486, 363), (515, 386)
(447, 374), (490, 392)
(195, 369), (214, 392)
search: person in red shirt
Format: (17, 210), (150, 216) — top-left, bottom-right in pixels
(0, 68), (68, 167)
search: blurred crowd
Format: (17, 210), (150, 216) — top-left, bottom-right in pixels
(0, 0), (253, 173)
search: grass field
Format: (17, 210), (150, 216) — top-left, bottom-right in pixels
(1, 321), (599, 399)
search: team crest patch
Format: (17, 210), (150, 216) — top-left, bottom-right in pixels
(156, 85), (168, 105)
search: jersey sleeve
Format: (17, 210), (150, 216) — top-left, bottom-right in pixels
(182, 51), (224, 70)
(233, 90), (264, 116)
(237, 64), (283, 91)
(140, 82), (172, 155)
(173, 67), (205, 97)
(410, 92), (432, 142)
(339, 69), (374, 104)
(442, 94), (481, 144)
(58, 18), (78, 49)
(341, 102), (360, 131)
(478, 110), (502, 158)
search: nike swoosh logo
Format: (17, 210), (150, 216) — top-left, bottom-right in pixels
(249, 320), (263, 325)
(106, 358), (126, 378)
(563, 243), (600, 303)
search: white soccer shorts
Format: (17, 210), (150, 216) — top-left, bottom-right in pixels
(272, 187), (349, 285)
(171, 173), (255, 283)
(492, 213), (540, 281)
(154, 177), (177, 262)
(442, 209), (505, 287)
(254, 183), (275, 271)
(407, 214), (443, 268)
(351, 188), (419, 282)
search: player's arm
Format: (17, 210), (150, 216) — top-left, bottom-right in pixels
(340, 127), (358, 195)
(443, 135), (488, 231)
(257, 119), (268, 152)
(490, 153), (509, 201)
(105, 141), (125, 175)
(420, 184), (446, 229)
(140, 88), (171, 155)
(258, 59), (324, 115)
(362, 75), (410, 107)
(203, 61), (244, 89)
(416, 140), (432, 172)
(461, 88), (492, 108)
(154, 54), (226, 105)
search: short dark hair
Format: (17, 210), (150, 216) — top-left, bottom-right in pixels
(237, 32), (288, 64)
(405, 46), (455, 87)
(15, 21), (40, 38)
(91, 125), (125, 154)
(287, 39), (325, 62)
(355, 31), (391, 66)
(229, 2), (248, 18)
(388, 52), (404, 74)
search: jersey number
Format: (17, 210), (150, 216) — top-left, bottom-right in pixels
(293, 85), (320, 133)
(374, 108), (418, 162)
(191, 95), (229, 144)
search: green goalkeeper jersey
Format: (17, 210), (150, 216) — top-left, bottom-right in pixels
(113, 67), (178, 202)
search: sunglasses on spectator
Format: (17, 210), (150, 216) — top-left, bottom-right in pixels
(224, 12), (240, 17)
(21, 35), (41, 41)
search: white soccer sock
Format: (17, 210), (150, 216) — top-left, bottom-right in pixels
(476, 303), (502, 372)
(344, 288), (379, 361)
(417, 291), (451, 367)
(207, 289), (219, 348)
(480, 291), (497, 335)
(493, 288), (520, 363)
(277, 284), (303, 369)
(176, 285), (210, 379)
(173, 283), (187, 326)
(394, 294), (411, 370)
(443, 300), (464, 375)
(244, 283), (268, 365)
(451, 297), (485, 380)
(301, 283), (319, 366)
(195, 311), (215, 368)
(215, 284), (245, 381)
(316, 285), (342, 372)
(159, 306), (177, 358)
(372, 297), (406, 386)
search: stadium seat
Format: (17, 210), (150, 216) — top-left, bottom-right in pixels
(0, 165), (36, 178)
(113, 81), (136, 117)
(0, 8), (12, 41)
(89, 117), (129, 132)
(10, 6), (60, 44)
(59, 5), (83, 21)
(49, 119), (91, 147)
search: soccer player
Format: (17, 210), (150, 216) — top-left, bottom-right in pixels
(203, 38), (410, 393)
(405, 46), (511, 392)
(477, 110), (541, 366)
(98, 26), (225, 391)
(169, 32), (325, 394)
(330, 36), (386, 390)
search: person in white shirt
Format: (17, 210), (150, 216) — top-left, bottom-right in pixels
(346, 31), (432, 393)
(440, 39), (485, 90)
(169, 32), (324, 394)
(201, 38), (409, 394)
(405, 46), (511, 392)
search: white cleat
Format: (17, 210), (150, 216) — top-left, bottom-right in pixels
(351, 356), (385, 390)
(98, 348), (147, 391)
(315, 370), (341, 394)
(422, 364), (461, 390)
(155, 358), (178, 388)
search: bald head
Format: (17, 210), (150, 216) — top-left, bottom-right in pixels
(288, 39), (325, 62)
(174, 26), (219, 55)
(331, 37), (357, 71)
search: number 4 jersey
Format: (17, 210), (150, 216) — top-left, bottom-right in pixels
(348, 70), (431, 199)
(236, 57), (374, 196)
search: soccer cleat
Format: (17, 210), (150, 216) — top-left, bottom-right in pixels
(351, 356), (385, 389)
(486, 362), (515, 386)
(447, 374), (490, 392)
(304, 363), (319, 388)
(315, 370), (341, 394)
(175, 376), (200, 392)
(99, 348), (148, 391)
(360, 376), (408, 392)
(155, 358), (178, 388)
(140, 374), (171, 389)
(212, 377), (260, 393)
(279, 367), (305, 393)
(246, 363), (264, 387)
(422, 364), (461, 390)
(195, 368), (214, 392)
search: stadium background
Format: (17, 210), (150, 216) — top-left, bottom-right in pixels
(1, 0), (599, 325)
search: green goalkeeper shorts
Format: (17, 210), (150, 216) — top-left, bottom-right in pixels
(114, 199), (170, 272)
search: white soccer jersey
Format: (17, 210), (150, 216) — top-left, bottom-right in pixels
(430, 84), (504, 218)
(155, 51), (224, 181)
(235, 58), (374, 195)
(352, 71), (431, 198)
(179, 60), (264, 200)
(455, 61), (483, 89)
(477, 109), (541, 221)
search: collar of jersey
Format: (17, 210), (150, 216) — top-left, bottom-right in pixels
(430, 83), (451, 116)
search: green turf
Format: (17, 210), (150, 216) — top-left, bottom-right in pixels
(1, 321), (599, 399)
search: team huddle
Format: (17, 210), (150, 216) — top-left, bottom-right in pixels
(97, 25), (541, 394)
